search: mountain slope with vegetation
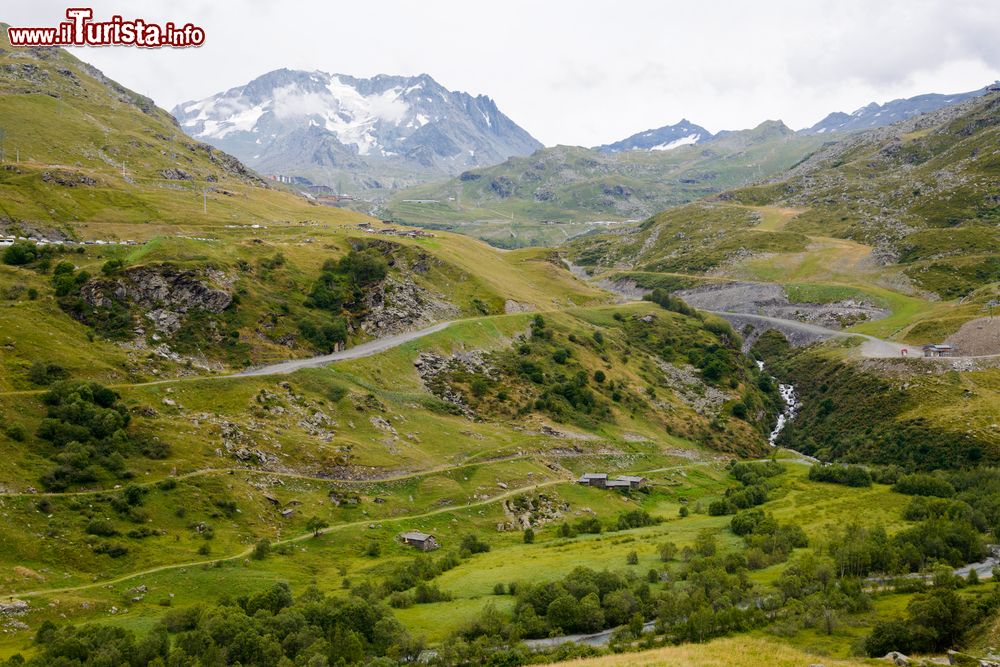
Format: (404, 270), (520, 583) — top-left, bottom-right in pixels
(382, 122), (825, 247)
(0, 28), (607, 388)
(566, 92), (1000, 475)
(568, 91), (1000, 310)
(3, 29), (1000, 667)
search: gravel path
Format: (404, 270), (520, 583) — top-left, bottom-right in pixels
(702, 310), (910, 358)
(235, 321), (453, 376)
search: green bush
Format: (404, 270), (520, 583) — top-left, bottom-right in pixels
(3, 241), (39, 265)
(808, 463), (873, 487)
(894, 474), (956, 498)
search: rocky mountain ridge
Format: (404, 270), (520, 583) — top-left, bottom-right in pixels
(172, 69), (542, 191)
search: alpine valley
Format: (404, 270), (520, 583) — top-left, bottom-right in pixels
(1, 18), (1000, 667)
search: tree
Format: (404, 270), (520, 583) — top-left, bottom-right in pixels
(578, 592), (605, 633)
(593, 370), (606, 383)
(460, 534), (491, 555)
(2, 241), (38, 266)
(338, 248), (388, 286)
(523, 527), (535, 544)
(546, 594), (580, 632)
(603, 589), (639, 627)
(252, 538), (271, 560)
(658, 542), (678, 561)
(694, 530), (717, 557)
(865, 620), (912, 657)
(306, 516), (329, 537)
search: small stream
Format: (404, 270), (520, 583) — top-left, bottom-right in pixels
(757, 360), (799, 445)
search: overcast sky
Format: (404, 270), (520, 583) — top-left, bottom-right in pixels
(7, 0), (1000, 146)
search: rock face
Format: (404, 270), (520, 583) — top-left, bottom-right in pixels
(80, 265), (232, 335)
(675, 282), (889, 330)
(359, 276), (458, 337)
(498, 493), (570, 531)
(172, 69), (542, 190)
(413, 351), (496, 418)
(800, 85), (991, 135)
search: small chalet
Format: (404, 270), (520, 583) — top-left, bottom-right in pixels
(577, 473), (608, 488)
(400, 531), (440, 551)
(617, 475), (648, 489)
(922, 344), (955, 358)
(605, 479), (632, 489)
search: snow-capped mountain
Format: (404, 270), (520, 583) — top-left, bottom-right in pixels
(799, 85), (994, 135)
(595, 119), (713, 153)
(172, 69), (542, 190)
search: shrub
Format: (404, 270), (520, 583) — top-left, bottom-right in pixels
(460, 534), (491, 556)
(2, 241), (38, 265)
(252, 538), (271, 560)
(101, 259), (125, 276)
(27, 362), (69, 386)
(808, 463), (873, 487)
(893, 474), (955, 498)
(86, 519), (119, 537)
(658, 542), (677, 561)
(4, 423), (27, 442)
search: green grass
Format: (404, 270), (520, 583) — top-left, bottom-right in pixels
(385, 133), (826, 248)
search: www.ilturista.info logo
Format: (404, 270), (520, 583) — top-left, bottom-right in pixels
(7, 8), (205, 48)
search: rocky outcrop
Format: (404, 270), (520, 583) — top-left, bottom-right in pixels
(498, 493), (570, 531)
(359, 276), (458, 337)
(414, 351), (496, 418)
(41, 169), (97, 187)
(504, 299), (536, 314)
(80, 265), (232, 336)
(675, 282), (889, 329)
(160, 168), (193, 180)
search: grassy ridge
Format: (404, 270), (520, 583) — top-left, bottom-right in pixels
(384, 126), (825, 248)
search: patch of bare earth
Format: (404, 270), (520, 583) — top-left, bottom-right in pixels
(946, 317), (1000, 356)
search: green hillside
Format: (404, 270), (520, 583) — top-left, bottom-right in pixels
(3, 31), (1000, 667)
(383, 123), (825, 248)
(568, 93), (1000, 335)
(564, 93), (1000, 475)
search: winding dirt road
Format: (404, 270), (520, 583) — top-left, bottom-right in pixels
(236, 321), (453, 376)
(705, 309), (1000, 360)
(702, 310), (911, 358)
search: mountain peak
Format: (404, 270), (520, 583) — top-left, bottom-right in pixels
(172, 70), (541, 190)
(800, 85), (993, 135)
(594, 119), (713, 153)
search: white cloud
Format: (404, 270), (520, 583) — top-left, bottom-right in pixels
(5, 0), (999, 145)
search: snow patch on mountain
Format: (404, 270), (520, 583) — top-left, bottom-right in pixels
(171, 69), (542, 189)
(649, 133), (702, 151)
(595, 120), (713, 153)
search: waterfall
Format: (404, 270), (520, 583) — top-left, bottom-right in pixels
(757, 360), (798, 445)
